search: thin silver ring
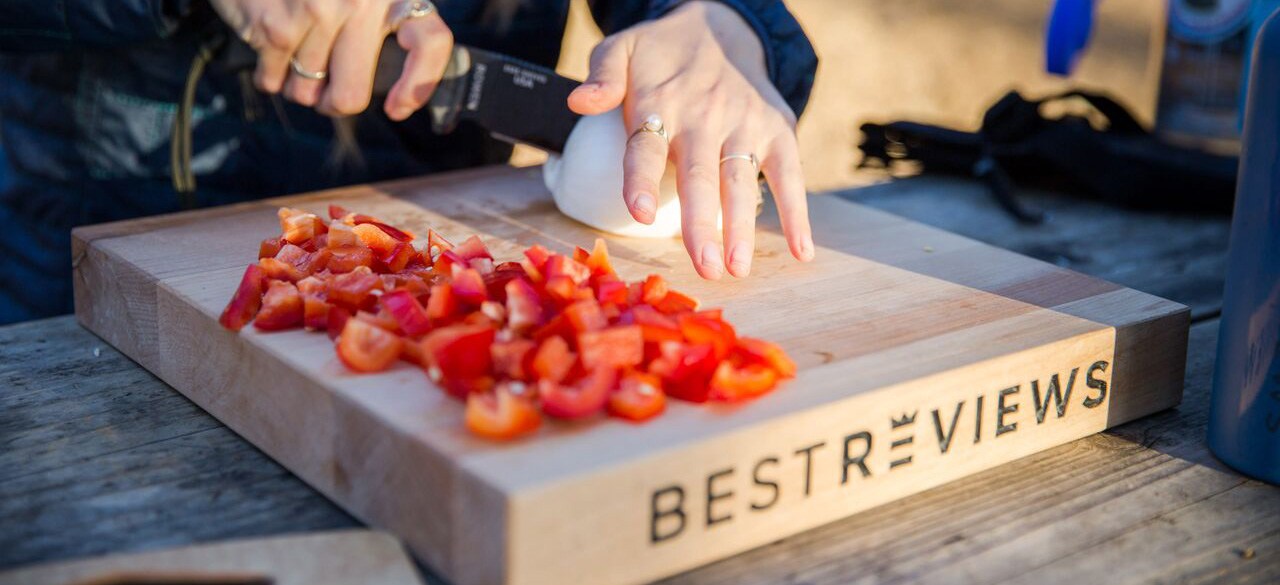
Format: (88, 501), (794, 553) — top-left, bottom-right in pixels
(720, 152), (759, 173)
(289, 57), (327, 81)
(386, 0), (437, 34)
(629, 114), (669, 144)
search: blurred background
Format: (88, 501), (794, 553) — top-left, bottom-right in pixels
(514, 0), (1166, 191)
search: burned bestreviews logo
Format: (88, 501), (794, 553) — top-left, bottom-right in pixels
(648, 360), (1111, 544)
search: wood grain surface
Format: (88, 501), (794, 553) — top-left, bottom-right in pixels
(66, 166), (1188, 585)
(0, 530), (422, 585)
(1, 174), (1263, 584)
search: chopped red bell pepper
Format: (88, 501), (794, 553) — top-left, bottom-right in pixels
(531, 336), (575, 383)
(337, 317), (403, 373)
(628, 305), (683, 343)
(326, 306), (352, 340)
(655, 289), (700, 314)
(608, 371), (666, 421)
(491, 338), (537, 381)
(540, 367), (616, 419)
(450, 266), (488, 306)
(426, 229), (453, 260)
(650, 341), (719, 403)
(453, 235), (493, 262)
(708, 361), (779, 401)
(578, 325), (643, 370)
(545, 254), (591, 286)
(523, 244), (551, 271)
(564, 299), (607, 332)
(678, 312), (737, 359)
(466, 383), (541, 440)
(584, 238), (615, 277)
(734, 337), (798, 378)
(381, 289), (432, 337)
(219, 264), (270, 331)
(542, 275), (577, 304)
(326, 246), (373, 273)
(641, 274), (669, 305)
(420, 324), (495, 391)
(325, 267), (382, 309)
(353, 222), (400, 257)
(325, 221), (358, 248)
(259, 237), (285, 259)
(425, 283), (459, 324)
(378, 242), (415, 273)
(278, 208), (322, 244)
(595, 278), (628, 307)
(223, 206), (797, 439)
(258, 257), (305, 282)
(371, 221), (413, 242)
(505, 278), (544, 333)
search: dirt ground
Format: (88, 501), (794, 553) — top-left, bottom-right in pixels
(520, 0), (1164, 192)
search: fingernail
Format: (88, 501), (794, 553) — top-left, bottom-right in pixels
(633, 192), (655, 219)
(728, 243), (751, 277)
(700, 242), (724, 279)
(800, 237), (816, 261)
(387, 106), (411, 121)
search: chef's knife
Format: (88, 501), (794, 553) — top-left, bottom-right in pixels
(219, 37), (582, 153)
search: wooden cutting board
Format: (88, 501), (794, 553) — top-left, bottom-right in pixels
(71, 165), (1188, 585)
(0, 530), (422, 585)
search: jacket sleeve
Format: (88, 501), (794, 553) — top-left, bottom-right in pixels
(0, 0), (195, 51)
(588, 0), (818, 117)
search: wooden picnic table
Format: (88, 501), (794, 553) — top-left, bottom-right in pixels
(3, 173), (1276, 584)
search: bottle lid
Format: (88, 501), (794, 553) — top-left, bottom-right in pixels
(1045, 0), (1095, 76)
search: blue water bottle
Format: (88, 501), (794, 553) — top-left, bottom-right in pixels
(1208, 7), (1280, 484)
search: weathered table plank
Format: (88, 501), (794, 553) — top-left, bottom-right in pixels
(0, 319), (359, 568)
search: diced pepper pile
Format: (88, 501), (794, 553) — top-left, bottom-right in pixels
(219, 206), (796, 440)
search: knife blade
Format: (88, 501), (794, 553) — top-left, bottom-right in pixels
(220, 37), (582, 153)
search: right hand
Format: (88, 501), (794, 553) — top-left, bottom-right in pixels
(209, 0), (454, 121)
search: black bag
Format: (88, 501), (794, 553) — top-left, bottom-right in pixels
(857, 90), (1238, 223)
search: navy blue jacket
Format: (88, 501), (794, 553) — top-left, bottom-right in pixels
(0, 0), (816, 323)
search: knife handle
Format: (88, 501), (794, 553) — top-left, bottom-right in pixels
(218, 35), (466, 137)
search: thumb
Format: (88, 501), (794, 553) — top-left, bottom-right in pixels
(568, 37), (629, 115)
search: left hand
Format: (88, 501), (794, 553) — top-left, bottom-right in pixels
(567, 0), (814, 279)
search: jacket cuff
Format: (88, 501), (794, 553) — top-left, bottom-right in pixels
(646, 0), (818, 117)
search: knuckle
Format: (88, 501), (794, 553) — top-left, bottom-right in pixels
(687, 217), (719, 237)
(683, 162), (718, 187)
(329, 87), (370, 115)
(259, 15), (297, 49)
(776, 108), (798, 130)
(425, 25), (453, 49)
(304, 0), (332, 22)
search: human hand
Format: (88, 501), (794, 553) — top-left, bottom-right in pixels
(209, 0), (453, 120)
(566, 0), (814, 279)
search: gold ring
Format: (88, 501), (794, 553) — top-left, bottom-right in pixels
(629, 114), (669, 144)
(289, 57), (327, 81)
(386, 0), (437, 34)
(238, 24), (255, 46)
(719, 152), (759, 173)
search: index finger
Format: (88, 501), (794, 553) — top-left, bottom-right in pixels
(622, 110), (669, 224)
